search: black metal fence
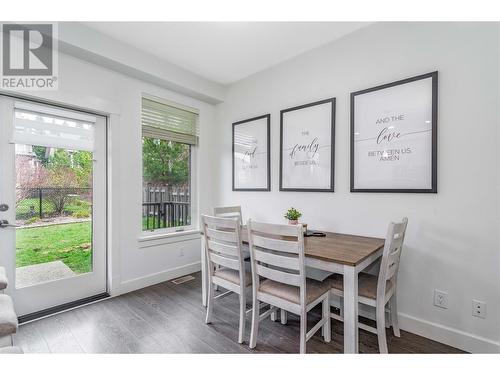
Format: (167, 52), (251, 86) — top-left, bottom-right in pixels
(16, 185), (190, 229)
(142, 202), (190, 230)
(142, 185), (190, 230)
(16, 187), (92, 221)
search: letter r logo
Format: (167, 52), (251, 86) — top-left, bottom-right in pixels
(2, 24), (53, 76)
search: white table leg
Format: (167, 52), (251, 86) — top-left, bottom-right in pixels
(343, 265), (358, 353)
(201, 240), (207, 307)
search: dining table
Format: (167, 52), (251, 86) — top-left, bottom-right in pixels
(200, 227), (385, 354)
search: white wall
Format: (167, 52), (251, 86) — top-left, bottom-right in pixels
(58, 23), (226, 104)
(213, 22), (500, 353)
(17, 51), (218, 295)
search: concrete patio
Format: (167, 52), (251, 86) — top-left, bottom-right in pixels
(16, 261), (76, 288)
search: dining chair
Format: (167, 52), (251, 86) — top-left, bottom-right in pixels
(202, 214), (250, 344)
(329, 217), (408, 353)
(213, 206), (246, 292)
(213, 205), (243, 225)
(247, 219), (331, 354)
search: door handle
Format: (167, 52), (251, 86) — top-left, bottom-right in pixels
(0, 220), (19, 228)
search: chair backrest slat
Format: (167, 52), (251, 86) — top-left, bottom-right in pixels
(202, 214), (245, 283)
(377, 217), (408, 296)
(386, 261), (399, 280)
(204, 214), (239, 229)
(252, 235), (299, 254)
(248, 219), (306, 304)
(210, 252), (240, 270)
(250, 220), (299, 237)
(387, 247), (401, 269)
(206, 227), (238, 243)
(256, 264), (301, 287)
(214, 206), (243, 225)
(207, 239), (239, 257)
(254, 247), (300, 270)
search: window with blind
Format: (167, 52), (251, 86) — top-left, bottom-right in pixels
(141, 96), (198, 233)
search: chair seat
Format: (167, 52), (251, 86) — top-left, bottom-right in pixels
(0, 266), (7, 290)
(0, 346), (23, 354)
(0, 295), (18, 336)
(259, 278), (330, 305)
(329, 273), (393, 300)
(214, 268), (252, 286)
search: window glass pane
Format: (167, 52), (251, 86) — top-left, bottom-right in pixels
(142, 137), (191, 231)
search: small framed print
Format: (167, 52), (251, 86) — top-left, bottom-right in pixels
(232, 114), (271, 191)
(351, 71), (438, 193)
(280, 98), (335, 192)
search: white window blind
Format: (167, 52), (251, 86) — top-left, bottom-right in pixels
(142, 97), (199, 145)
(13, 101), (96, 151)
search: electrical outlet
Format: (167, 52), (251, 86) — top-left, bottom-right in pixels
(472, 300), (486, 319)
(179, 247), (184, 257)
(434, 289), (448, 309)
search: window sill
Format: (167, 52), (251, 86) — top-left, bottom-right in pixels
(138, 229), (201, 248)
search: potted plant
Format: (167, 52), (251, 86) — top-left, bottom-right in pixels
(284, 207), (302, 225)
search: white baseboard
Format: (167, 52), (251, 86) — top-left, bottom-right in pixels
(398, 312), (500, 354)
(117, 261), (201, 295)
(330, 295), (499, 353)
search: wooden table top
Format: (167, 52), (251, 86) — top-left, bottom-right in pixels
(234, 228), (385, 267)
(302, 232), (385, 266)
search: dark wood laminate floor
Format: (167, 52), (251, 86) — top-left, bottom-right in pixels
(14, 272), (465, 354)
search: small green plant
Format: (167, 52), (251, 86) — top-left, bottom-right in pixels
(25, 217), (39, 225)
(284, 207), (302, 221)
(73, 211), (90, 219)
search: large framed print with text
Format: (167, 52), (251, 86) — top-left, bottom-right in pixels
(232, 114), (271, 191)
(280, 98), (335, 192)
(351, 72), (438, 193)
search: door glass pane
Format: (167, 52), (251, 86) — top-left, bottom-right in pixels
(15, 144), (93, 288)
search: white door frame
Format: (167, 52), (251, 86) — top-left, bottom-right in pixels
(0, 94), (110, 317)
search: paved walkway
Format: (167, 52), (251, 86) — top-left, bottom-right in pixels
(16, 261), (76, 288)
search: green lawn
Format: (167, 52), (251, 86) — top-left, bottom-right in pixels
(16, 222), (92, 274)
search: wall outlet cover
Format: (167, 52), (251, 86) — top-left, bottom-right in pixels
(434, 289), (449, 309)
(472, 300), (487, 318)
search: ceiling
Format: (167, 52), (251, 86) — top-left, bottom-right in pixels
(83, 22), (370, 85)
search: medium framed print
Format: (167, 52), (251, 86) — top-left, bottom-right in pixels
(351, 71), (438, 193)
(232, 114), (271, 191)
(280, 98), (335, 192)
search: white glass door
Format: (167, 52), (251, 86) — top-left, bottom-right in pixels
(0, 96), (107, 317)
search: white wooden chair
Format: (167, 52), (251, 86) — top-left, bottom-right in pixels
(329, 217), (408, 353)
(247, 219), (331, 354)
(213, 206), (246, 292)
(213, 206), (243, 225)
(202, 214), (250, 344)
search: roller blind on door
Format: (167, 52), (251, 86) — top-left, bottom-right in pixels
(12, 101), (96, 151)
(141, 97), (199, 145)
